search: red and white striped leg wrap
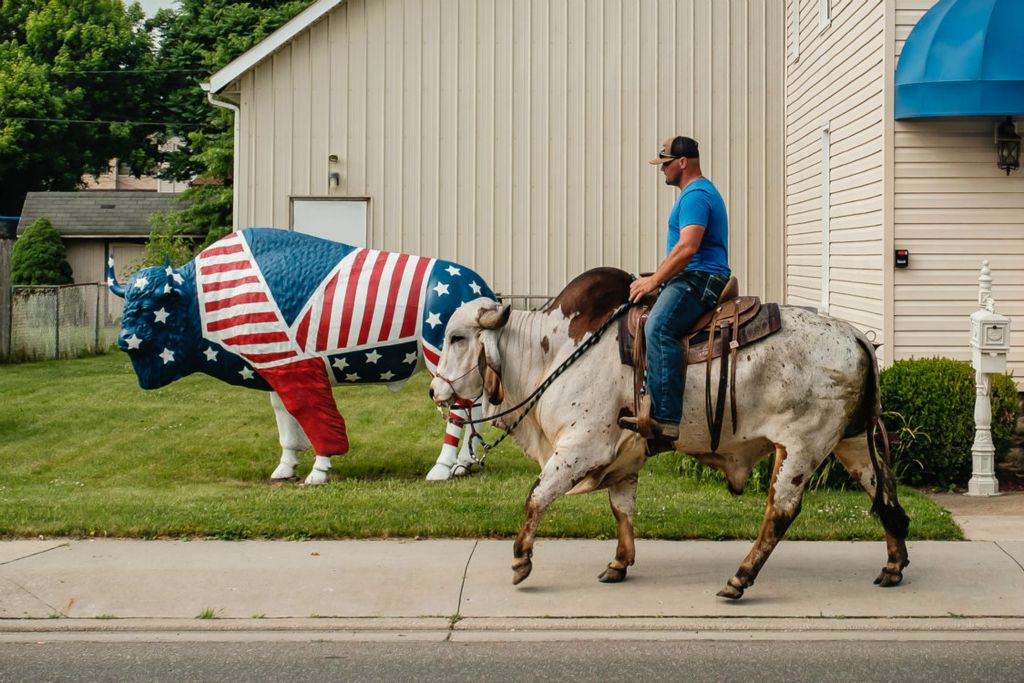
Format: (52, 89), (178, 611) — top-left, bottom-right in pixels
(425, 400), (473, 481)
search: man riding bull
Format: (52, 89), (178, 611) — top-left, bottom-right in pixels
(621, 135), (731, 441)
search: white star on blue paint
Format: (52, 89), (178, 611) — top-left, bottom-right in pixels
(426, 312), (442, 328)
(445, 265), (461, 277)
(345, 372), (360, 382)
(433, 282), (450, 296)
(172, 272), (184, 285)
(203, 347), (218, 362)
(239, 367), (255, 380)
(133, 276), (149, 290)
(165, 265), (174, 277)
(332, 357), (348, 371)
(403, 352), (418, 365)
(125, 334), (142, 350)
(365, 350), (382, 364)
(469, 281), (482, 295)
(153, 308), (170, 324)
(159, 348), (175, 364)
(380, 371), (395, 381)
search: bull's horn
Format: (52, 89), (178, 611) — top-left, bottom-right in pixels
(107, 255), (126, 298)
(478, 303), (512, 330)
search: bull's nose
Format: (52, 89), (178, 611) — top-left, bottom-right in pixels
(429, 378), (451, 404)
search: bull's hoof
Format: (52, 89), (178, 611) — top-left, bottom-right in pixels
(874, 567), (904, 587)
(597, 564), (627, 583)
(716, 582), (745, 600)
(512, 558), (533, 585)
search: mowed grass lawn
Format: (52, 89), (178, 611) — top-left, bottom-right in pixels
(0, 352), (960, 540)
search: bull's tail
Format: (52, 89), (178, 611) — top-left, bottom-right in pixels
(850, 333), (910, 539)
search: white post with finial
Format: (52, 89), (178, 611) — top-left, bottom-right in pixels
(968, 260), (1010, 496)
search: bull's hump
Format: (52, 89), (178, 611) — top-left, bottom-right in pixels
(544, 267), (631, 343)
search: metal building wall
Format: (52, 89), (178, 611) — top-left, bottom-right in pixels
(229, 0), (784, 299)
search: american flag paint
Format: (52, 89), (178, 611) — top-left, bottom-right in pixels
(115, 227), (494, 457)
(195, 228), (493, 382)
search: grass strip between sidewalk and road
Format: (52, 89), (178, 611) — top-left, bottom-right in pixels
(0, 352), (960, 541)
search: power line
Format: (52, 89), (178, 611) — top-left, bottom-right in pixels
(51, 68), (209, 75)
(6, 116), (215, 128)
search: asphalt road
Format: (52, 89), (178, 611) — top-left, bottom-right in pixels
(2, 640), (1023, 682)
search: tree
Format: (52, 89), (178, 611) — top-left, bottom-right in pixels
(0, 0), (157, 216)
(10, 217), (72, 285)
(141, 0), (310, 254)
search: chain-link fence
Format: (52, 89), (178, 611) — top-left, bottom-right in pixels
(8, 283), (120, 362)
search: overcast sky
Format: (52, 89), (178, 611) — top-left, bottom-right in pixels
(135, 0), (177, 17)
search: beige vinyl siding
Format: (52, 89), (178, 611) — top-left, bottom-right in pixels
(892, 0), (1024, 382)
(225, 0), (784, 300)
(892, 119), (1024, 378)
(785, 0), (886, 343)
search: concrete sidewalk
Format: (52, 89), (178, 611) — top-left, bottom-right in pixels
(2, 535), (1024, 642)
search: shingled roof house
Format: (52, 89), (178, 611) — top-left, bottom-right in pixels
(17, 191), (184, 287)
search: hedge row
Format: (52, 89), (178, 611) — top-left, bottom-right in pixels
(880, 357), (1018, 489)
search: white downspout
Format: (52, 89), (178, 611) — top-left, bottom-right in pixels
(202, 83), (241, 231)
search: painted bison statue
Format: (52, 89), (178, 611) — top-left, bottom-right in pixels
(109, 227), (494, 484)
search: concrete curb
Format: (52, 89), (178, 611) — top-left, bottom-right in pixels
(3, 617), (1024, 643)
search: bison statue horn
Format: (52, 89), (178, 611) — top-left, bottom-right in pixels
(106, 255), (126, 298)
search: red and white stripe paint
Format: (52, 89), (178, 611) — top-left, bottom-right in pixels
(196, 232), (298, 368)
(292, 248), (435, 355)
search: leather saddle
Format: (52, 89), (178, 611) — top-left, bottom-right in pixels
(617, 276), (782, 453)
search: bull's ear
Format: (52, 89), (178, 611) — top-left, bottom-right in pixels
(478, 302), (511, 330)
(479, 331), (504, 405)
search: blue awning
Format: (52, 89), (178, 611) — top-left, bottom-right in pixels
(895, 0), (1024, 119)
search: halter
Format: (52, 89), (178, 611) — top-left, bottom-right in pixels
(431, 364), (480, 403)
(442, 302), (633, 466)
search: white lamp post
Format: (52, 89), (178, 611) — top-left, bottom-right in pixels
(967, 260), (1010, 497)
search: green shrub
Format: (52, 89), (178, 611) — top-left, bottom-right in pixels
(880, 358), (1019, 488)
(10, 217), (72, 285)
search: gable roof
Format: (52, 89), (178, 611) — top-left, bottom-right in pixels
(207, 0), (345, 94)
(18, 191), (185, 239)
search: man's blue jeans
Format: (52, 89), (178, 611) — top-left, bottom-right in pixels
(646, 270), (729, 425)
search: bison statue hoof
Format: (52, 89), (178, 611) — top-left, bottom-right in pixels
(597, 564), (627, 583)
(270, 465), (297, 480)
(303, 469), (329, 486)
(512, 558), (533, 585)
(425, 463), (453, 481)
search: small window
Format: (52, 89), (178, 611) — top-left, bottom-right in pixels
(790, 0), (800, 61)
(818, 0), (831, 33)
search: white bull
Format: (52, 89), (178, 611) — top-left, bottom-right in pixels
(429, 268), (910, 599)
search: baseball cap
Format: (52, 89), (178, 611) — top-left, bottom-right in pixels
(648, 136), (700, 165)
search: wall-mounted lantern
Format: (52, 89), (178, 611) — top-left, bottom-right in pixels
(995, 117), (1020, 175)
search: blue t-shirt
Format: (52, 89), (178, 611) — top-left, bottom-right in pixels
(667, 178), (730, 277)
